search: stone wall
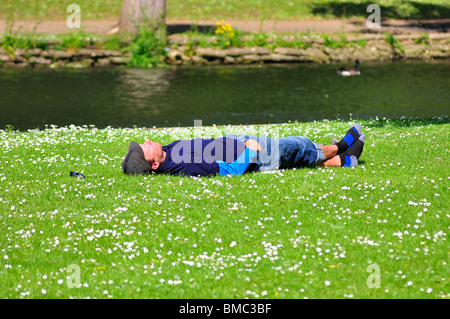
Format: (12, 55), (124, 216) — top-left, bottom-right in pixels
(0, 33), (448, 68)
(167, 33), (449, 64)
(0, 47), (129, 68)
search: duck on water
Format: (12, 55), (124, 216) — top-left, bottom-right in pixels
(337, 60), (360, 76)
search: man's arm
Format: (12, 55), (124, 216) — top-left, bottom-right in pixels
(217, 147), (258, 176)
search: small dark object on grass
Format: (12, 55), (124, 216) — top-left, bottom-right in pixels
(70, 171), (98, 178)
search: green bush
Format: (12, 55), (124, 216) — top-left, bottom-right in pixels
(4, 124), (15, 133)
(60, 31), (93, 49)
(128, 26), (168, 67)
(1, 33), (16, 57)
(101, 35), (126, 51)
(271, 36), (313, 50)
(385, 32), (405, 54)
(323, 35), (349, 48)
(414, 33), (430, 45)
(245, 33), (269, 48)
(6, 34), (50, 51)
(355, 38), (367, 47)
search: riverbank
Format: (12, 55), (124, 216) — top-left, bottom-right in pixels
(0, 31), (449, 68)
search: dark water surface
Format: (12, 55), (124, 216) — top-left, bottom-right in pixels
(1, 61), (449, 130)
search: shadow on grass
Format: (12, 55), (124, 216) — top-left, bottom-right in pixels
(380, 19), (450, 32)
(363, 116), (449, 128)
(309, 1), (450, 19)
(167, 24), (216, 35)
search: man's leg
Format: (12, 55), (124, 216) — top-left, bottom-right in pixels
(319, 144), (342, 167)
(321, 155), (342, 167)
(320, 144), (339, 160)
(321, 134), (365, 167)
(278, 136), (325, 168)
(334, 124), (363, 154)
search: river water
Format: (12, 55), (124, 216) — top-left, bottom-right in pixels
(1, 60), (449, 130)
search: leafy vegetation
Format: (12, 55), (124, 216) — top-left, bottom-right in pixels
(323, 34), (367, 48)
(127, 26), (168, 67)
(414, 33), (430, 45)
(53, 31), (93, 50)
(385, 32), (405, 54)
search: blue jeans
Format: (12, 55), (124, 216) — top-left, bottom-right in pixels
(225, 134), (325, 172)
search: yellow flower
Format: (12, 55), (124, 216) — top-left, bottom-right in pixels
(214, 19), (236, 42)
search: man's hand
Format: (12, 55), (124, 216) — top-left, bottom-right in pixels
(244, 139), (261, 152)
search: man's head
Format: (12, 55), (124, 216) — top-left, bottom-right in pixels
(122, 140), (164, 175)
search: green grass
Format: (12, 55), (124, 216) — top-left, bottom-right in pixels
(0, 0), (123, 20)
(0, 31), (132, 52)
(167, 0), (450, 20)
(0, 118), (448, 298)
(1, 0), (449, 21)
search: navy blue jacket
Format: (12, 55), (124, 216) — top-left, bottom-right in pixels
(157, 137), (255, 177)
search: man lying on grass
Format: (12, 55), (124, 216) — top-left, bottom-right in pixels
(122, 124), (365, 177)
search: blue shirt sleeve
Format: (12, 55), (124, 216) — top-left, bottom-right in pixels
(217, 148), (258, 176)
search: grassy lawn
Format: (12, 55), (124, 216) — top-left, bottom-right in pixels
(0, 118), (448, 298)
(0, 0), (449, 21)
